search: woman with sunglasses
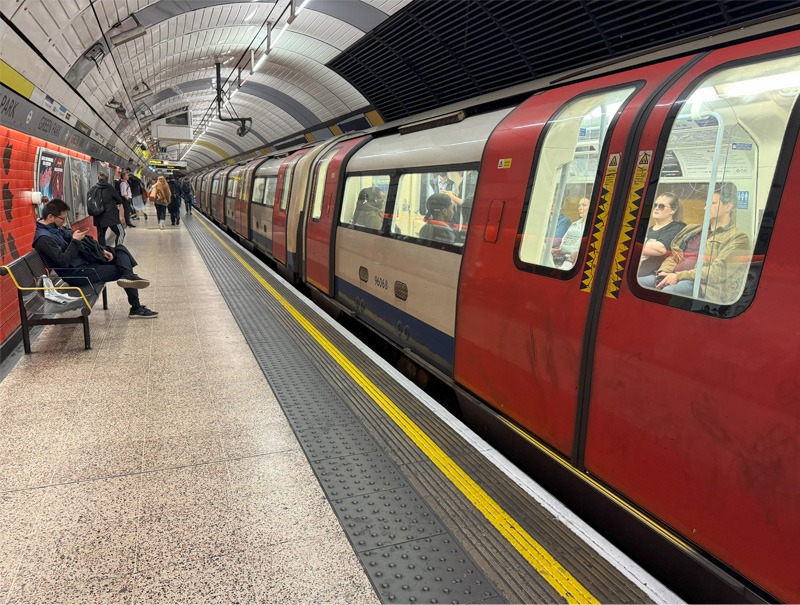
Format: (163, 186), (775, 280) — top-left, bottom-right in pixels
(637, 192), (685, 277)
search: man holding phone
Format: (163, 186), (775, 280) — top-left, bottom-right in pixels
(33, 198), (158, 319)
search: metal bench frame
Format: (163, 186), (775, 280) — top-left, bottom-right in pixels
(0, 251), (108, 354)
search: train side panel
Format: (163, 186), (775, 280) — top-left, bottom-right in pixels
(335, 229), (461, 373)
(585, 35), (800, 601)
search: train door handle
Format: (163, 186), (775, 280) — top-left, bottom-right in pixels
(484, 200), (504, 243)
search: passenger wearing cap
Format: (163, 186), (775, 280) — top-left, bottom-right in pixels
(418, 193), (456, 244)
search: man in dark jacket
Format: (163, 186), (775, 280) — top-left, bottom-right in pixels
(167, 174), (182, 225)
(93, 172), (125, 246)
(126, 168), (148, 221)
(34, 198), (158, 319)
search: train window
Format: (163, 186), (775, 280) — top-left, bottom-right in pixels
(339, 175), (391, 232)
(634, 54), (800, 312)
(518, 86), (637, 272)
(264, 177), (277, 208)
(211, 178), (221, 195)
(311, 146), (340, 220)
(391, 169), (478, 249)
(226, 176), (239, 198)
(251, 177), (266, 205)
(280, 155), (301, 211)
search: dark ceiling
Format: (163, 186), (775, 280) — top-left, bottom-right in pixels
(330, 0), (800, 123)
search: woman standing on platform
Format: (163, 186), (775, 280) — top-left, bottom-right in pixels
(153, 176), (172, 230)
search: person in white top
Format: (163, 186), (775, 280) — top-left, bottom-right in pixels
(119, 172), (136, 228)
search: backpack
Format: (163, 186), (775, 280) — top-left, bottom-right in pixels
(87, 185), (104, 216)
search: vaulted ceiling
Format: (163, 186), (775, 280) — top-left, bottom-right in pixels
(3, 0), (799, 173)
(2, 0), (411, 170)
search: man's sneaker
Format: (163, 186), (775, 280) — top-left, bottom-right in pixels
(129, 306), (158, 319)
(117, 274), (150, 289)
(127, 222), (137, 228)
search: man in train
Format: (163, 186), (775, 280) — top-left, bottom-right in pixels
(642, 183), (750, 305)
(33, 198), (159, 319)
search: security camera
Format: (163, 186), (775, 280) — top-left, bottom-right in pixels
(237, 123), (250, 137)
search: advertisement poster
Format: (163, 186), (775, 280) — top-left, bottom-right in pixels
(37, 150), (65, 201)
(68, 156), (91, 219)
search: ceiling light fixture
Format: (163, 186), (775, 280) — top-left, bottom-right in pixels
(109, 24), (147, 46)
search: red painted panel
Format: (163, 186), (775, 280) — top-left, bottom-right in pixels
(585, 33), (800, 602)
(306, 136), (368, 294)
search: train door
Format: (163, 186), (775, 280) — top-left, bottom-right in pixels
(584, 36), (800, 602)
(224, 165), (244, 230)
(455, 57), (692, 457)
(306, 136), (369, 294)
(272, 149), (309, 266)
(249, 157), (283, 256)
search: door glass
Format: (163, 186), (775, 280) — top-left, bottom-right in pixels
(636, 54), (800, 308)
(518, 87), (637, 271)
(311, 147), (340, 220)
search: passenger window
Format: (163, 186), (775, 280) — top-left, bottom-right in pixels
(391, 169), (478, 248)
(251, 177), (266, 205)
(518, 87), (637, 271)
(339, 175), (391, 232)
(226, 176), (239, 198)
(311, 147), (340, 220)
(635, 54), (800, 310)
(212, 178), (221, 195)
(264, 177), (277, 207)
(280, 156), (301, 211)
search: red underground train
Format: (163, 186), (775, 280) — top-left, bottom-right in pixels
(189, 30), (800, 602)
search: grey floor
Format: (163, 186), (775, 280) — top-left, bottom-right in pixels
(0, 218), (379, 604)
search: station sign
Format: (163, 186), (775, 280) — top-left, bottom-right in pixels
(149, 159), (187, 169)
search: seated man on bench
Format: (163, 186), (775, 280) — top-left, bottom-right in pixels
(33, 198), (159, 319)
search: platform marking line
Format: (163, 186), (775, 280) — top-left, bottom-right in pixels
(197, 218), (600, 605)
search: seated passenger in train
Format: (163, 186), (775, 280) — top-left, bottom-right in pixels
(418, 193), (457, 244)
(551, 197), (589, 269)
(637, 192), (686, 277)
(639, 183), (751, 304)
(351, 186), (386, 230)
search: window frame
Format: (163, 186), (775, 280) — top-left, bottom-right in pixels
(513, 82), (644, 280)
(627, 50), (800, 318)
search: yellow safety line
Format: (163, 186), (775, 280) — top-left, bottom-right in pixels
(196, 217), (600, 604)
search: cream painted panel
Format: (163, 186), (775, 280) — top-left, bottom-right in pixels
(335, 228), (461, 337)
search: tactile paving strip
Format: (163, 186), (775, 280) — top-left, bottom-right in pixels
(188, 222), (506, 605)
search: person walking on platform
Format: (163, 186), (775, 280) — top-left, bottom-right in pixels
(182, 177), (194, 216)
(127, 168), (148, 221)
(92, 172), (125, 247)
(167, 174), (182, 226)
(34, 198), (158, 319)
(119, 172), (136, 228)
(153, 176), (171, 230)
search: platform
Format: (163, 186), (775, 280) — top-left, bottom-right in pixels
(0, 212), (680, 604)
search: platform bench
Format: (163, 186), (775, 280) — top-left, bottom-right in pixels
(0, 250), (108, 354)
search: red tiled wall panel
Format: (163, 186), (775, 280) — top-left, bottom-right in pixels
(0, 126), (93, 345)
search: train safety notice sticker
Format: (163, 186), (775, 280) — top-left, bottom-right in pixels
(580, 153), (620, 293)
(497, 158), (512, 169)
(605, 150), (653, 299)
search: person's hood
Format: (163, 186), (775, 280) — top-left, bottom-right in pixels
(96, 182), (113, 189)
